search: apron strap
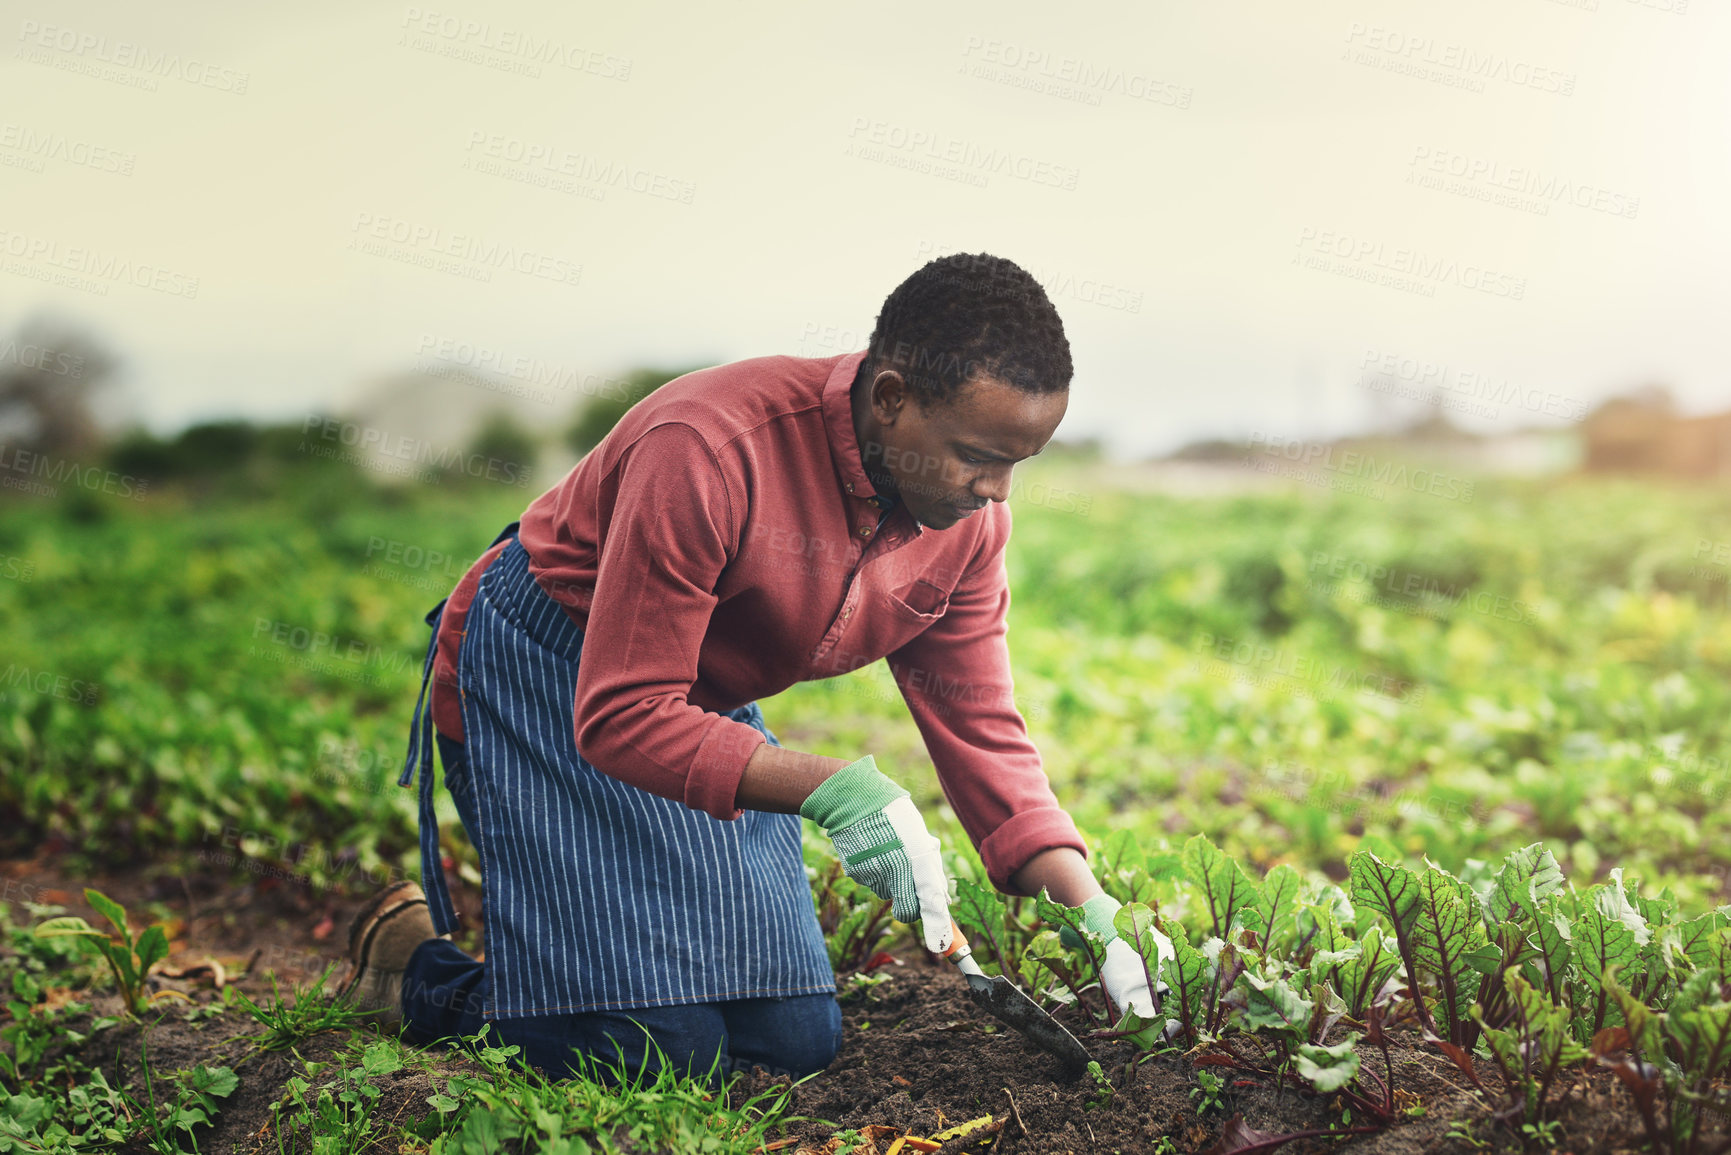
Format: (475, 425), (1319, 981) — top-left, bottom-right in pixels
(398, 521), (521, 936)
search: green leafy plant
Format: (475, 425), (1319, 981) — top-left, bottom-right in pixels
(420, 1030), (803, 1155)
(1084, 1060), (1114, 1109)
(270, 1039), (404, 1154)
(1472, 967), (1587, 1129)
(1599, 964), (1731, 1154)
(138, 1041), (239, 1155)
(33, 890), (174, 1017)
(1349, 851), (1495, 1047)
(1190, 1068), (1226, 1116)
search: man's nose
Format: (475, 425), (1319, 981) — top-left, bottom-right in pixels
(972, 467), (1013, 504)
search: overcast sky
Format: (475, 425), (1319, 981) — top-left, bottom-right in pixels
(3, 0), (1727, 458)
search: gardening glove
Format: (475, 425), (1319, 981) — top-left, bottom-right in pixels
(800, 754), (954, 954)
(1062, 894), (1174, 1022)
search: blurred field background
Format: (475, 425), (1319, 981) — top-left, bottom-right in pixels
(4, 344), (1728, 914)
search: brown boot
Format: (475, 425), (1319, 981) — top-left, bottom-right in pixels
(340, 880), (439, 1029)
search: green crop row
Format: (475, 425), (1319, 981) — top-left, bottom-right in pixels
(934, 831), (1731, 1152)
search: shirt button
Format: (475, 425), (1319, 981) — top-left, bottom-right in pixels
(845, 483), (855, 493)
(858, 525), (872, 537)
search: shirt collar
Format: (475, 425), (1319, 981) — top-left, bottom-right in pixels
(821, 351), (923, 538)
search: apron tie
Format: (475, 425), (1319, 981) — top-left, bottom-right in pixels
(398, 521), (520, 937)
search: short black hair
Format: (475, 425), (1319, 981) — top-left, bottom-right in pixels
(856, 253), (1072, 407)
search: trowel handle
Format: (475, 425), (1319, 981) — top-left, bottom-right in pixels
(943, 918), (974, 963)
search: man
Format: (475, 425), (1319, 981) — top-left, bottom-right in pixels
(342, 252), (1164, 1085)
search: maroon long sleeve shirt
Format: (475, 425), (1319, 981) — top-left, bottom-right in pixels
(427, 350), (1085, 891)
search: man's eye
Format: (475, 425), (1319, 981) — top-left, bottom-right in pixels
(961, 454), (985, 466)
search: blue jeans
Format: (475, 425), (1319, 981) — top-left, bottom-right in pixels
(403, 734), (842, 1085)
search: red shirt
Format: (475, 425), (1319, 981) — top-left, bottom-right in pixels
(428, 350), (1084, 892)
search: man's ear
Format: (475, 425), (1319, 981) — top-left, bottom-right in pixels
(870, 370), (908, 426)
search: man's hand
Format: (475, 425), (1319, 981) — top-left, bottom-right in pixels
(1072, 894), (1172, 1022)
(800, 755), (954, 953)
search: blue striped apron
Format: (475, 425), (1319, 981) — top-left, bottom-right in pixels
(399, 526), (835, 1019)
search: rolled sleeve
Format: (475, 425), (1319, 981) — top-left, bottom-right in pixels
(886, 505), (1086, 894)
(978, 807), (1088, 896)
(569, 422), (766, 820)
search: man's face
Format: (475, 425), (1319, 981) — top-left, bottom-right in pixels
(860, 370), (1068, 530)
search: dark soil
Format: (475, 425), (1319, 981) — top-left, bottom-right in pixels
(750, 956), (1679, 1155)
(3, 856), (1712, 1154)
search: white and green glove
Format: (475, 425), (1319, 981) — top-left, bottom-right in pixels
(1064, 894), (1174, 1022)
(801, 755), (954, 954)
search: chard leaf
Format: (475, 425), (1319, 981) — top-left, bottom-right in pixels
(1183, 834), (1263, 940)
(1350, 850), (1433, 1031)
(1474, 967), (1587, 1119)
(1332, 924), (1401, 1019)
(1665, 993), (1731, 1088)
(1575, 897), (1645, 991)
(1255, 864), (1303, 956)
(1492, 843), (1564, 924)
(1154, 914), (1210, 1038)
(1532, 898), (1574, 1001)
(1294, 1040), (1360, 1093)
(1114, 901), (1175, 971)
(1233, 969), (1314, 1041)
(953, 878), (1008, 969)
(1411, 866), (1491, 1041)
(1677, 910), (1731, 975)
(1599, 870), (1652, 947)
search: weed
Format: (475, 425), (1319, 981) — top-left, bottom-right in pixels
(229, 961), (371, 1051)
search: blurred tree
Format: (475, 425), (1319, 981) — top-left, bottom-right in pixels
(564, 366), (698, 456)
(0, 316), (117, 459)
(463, 411), (539, 485)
